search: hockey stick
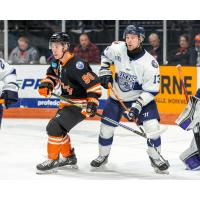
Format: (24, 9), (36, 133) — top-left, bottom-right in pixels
(176, 64), (200, 155)
(176, 64), (189, 103)
(51, 92), (146, 137)
(52, 92), (170, 167)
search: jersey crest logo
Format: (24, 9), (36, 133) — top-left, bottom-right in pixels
(117, 71), (137, 92)
(76, 61), (85, 70)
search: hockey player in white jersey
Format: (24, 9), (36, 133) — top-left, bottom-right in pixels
(0, 58), (18, 127)
(176, 89), (200, 170)
(90, 25), (169, 173)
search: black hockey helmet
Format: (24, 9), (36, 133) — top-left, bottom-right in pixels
(123, 25), (145, 41)
(49, 32), (70, 49)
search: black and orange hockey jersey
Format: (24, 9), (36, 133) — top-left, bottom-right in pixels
(41, 52), (101, 108)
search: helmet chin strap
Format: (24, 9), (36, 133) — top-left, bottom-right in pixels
(58, 46), (68, 60)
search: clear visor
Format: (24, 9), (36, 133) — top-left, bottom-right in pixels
(49, 42), (69, 50)
(123, 32), (139, 39)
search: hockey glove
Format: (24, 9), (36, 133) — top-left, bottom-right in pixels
(86, 98), (99, 117)
(0, 90), (18, 108)
(99, 69), (113, 89)
(125, 99), (143, 122)
(38, 81), (53, 97)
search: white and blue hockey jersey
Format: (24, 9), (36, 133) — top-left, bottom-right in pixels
(0, 58), (18, 94)
(100, 41), (160, 106)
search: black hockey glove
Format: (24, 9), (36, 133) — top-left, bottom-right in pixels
(125, 99), (143, 122)
(38, 81), (53, 97)
(1, 90), (18, 108)
(99, 69), (113, 89)
(86, 102), (98, 117)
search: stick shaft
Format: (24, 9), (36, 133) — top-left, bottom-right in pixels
(177, 65), (189, 103)
(51, 92), (146, 137)
(108, 83), (129, 112)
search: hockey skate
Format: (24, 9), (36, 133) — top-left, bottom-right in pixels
(90, 155), (108, 168)
(36, 159), (59, 174)
(147, 149), (169, 174)
(59, 148), (78, 169)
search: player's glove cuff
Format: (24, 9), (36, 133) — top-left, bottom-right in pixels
(99, 69), (113, 89)
(86, 98), (99, 117)
(131, 100), (143, 114)
(125, 98), (143, 122)
(38, 79), (53, 97)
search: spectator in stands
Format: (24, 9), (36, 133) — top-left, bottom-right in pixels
(73, 33), (100, 64)
(191, 34), (200, 67)
(169, 34), (195, 66)
(8, 36), (39, 64)
(148, 33), (163, 64)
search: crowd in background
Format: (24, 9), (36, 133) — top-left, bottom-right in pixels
(0, 20), (200, 66)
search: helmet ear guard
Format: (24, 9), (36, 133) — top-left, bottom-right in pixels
(138, 26), (145, 42)
(139, 35), (144, 43)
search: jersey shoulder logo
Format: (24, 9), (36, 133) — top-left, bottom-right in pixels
(51, 61), (59, 68)
(76, 61), (85, 70)
(151, 60), (159, 68)
(0, 59), (5, 70)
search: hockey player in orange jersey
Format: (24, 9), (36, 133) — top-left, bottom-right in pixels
(36, 32), (101, 174)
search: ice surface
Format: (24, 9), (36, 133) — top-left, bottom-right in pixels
(0, 118), (200, 180)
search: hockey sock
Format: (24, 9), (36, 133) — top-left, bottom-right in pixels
(147, 137), (161, 159)
(47, 135), (63, 160)
(60, 135), (72, 157)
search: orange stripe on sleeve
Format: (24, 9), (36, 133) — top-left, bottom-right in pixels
(87, 83), (101, 93)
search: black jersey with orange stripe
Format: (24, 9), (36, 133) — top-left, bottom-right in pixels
(44, 52), (102, 102)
